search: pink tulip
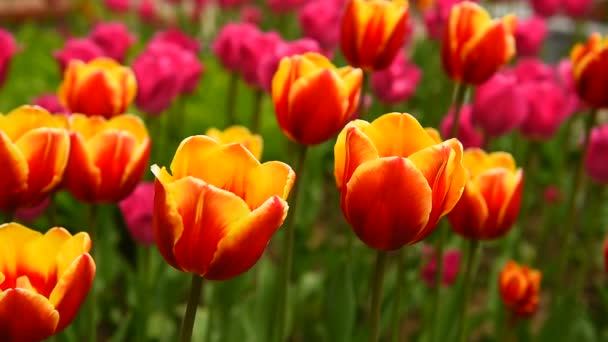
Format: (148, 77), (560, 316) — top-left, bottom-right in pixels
(257, 38), (322, 92)
(519, 80), (570, 140)
(421, 246), (462, 288)
(529, 0), (560, 17)
(89, 22), (136, 62)
(138, 0), (158, 23)
(555, 59), (582, 115)
(219, 0), (250, 8)
(145, 41), (203, 95)
(298, 0), (343, 53)
(515, 16), (547, 57)
(239, 30), (282, 88)
(0, 29), (17, 88)
(54, 38), (105, 72)
(472, 73), (528, 137)
(213, 23), (259, 73)
(371, 51), (422, 105)
(267, 0), (307, 13)
(150, 28), (201, 54)
(133, 48), (182, 115)
(584, 124), (608, 184)
(119, 182), (155, 246)
(32, 94), (70, 115)
(241, 5), (262, 25)
(440, 104), (484, 149)
(563, 0), (592, 18)
(104, 0), (130, 13)
(512, 57), (554, 83)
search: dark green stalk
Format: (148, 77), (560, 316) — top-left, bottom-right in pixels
(458, 239), (480, 342)
(369, 251), (389, 342)
(180, 275), (204, 342)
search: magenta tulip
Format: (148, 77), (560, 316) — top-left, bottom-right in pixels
(584, 124), (608, 184)
(371, 51), (422, 105)
(89, 22), (136, 62)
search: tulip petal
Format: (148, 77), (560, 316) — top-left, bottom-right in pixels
(49, 253), (95, 332)
(448, 180), (489, 238)
(341, 126), (380, 188)
(476, 168), (522, 238)
(106, 115), (149, 144)
(119, 139), (151, 200)
(152, 168), (185, 271)
(0, 288), (59, 341)
(244, 161), (295, 210)
(0, 106), (67, 141)
(334, 120), (370, 190)
(496, 169), (524, 233)
(205, 196), (288, 280)
(0, 223), (42, 289)
(344, 157), (432, 250)
(574, 49), (608, 108)
(56, 232), (92, 279)
(0, 131), (28, 210)
(71, 70), (120, 116)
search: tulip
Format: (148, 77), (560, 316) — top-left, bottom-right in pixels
(0, 222), (95, 341)
(472, 73), (528, 137)
(119, 182), (155, 246)
(133, 46), (182, 115)
(58, 57), (137, 118)
(421, 247), (461, 287)
(515, 16), (547, 57)
(334, 113), (467, 250)
(340, 0), (410, 71)
(512, 57), (554, 83)
(144, 41), (203, 95)
(205, 125), (263, 160)
(519, 80), (570, 140)
(570, 33), (608, 108)
(219, 0), (250, 8)
(440, 104), (484, 149)
(241, 5), (262, 25)
(267, 0), (307, 12)
(272, 53), (362, 145)
(370, 50), (422, 105)
(0, 29), (17, 89)
(0, 106), (69, 212)
(32, 93), (70, 115)
(528, 0), (560, 17)
(104, 0), (130, 12)
(584, 124), (608, 184)
(54, 38), (106, 73)
(89, 22), (136, 62)
(441, 2), (516, 85)
(63, 114), (150, 203)
(213, 23), (259, 73)
(555, 59), (582, 115)
(240, 30), (282, 88)
(150, 28), (201, 54)
(423, 0), (476, 40)
(298, 0), (343, 53)
(151, 135), (295, 280)
(448, 148), (523, 240)
(563, 0), (592, 18)
(499, 261), (541, 316)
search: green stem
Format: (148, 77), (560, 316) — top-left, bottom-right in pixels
(180, 274), (204, 342)
(251, 89), (264, 134)
(88, 204), (98, 342)
(369, 250), (389, 342)
(458, 239), (479, 342)
(449, 83), (468, 139)
(555, 109), (598, 280)
(136, 246), (151, 342)
(428, 225), (448, 342)
(204, 283), (214, 342)
(274, 145), (308, 342)
(226, 72), (239, 126)
(391, 250), (406, 342)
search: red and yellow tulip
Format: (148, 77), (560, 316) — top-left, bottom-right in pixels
(499, 261), (541, 317)
(152, 135), (295, 280)
(272, 53), (362, 145)
(0, 106), (69, 212)
(340, 0), (410, 71)
(441, 2), (516, 84)
(334, 113), (467, 250)
(571, 33), (608, 108)
(205, 125), (263, 160)
(64, 114), (150, 203)
(448, 148), (523, 240)
(0, 223), (95, 341)
(58, 57), (137, 118)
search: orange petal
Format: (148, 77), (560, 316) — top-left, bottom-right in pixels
(243, 161), (295, 210)
(49, 253), (95, 332)
(71, 70), (121, 117)
(106, 114), (149, 145)
(344, 157), (432, 250)
(67, 114), (106, 140)
(334, 120), (370, 190)
(205, 126), (264, 160)
(56, 232), (92, 279)
(574, 49), (608, 108)
(0, 106), (67, 142)
(476, 168), (521, 238)
(118, 139), (151, 200)
(205, 196), (288, 280)
(0, 131), (28, 211)
(496, 169), (523, 235)
(341, 126), (380, 189)
(0, 288), (59, 341)
(447, 180), (489, 239)
(63, 132), (101, 203)
(570, 33), (602, 69)
(0, 223), (42, 289)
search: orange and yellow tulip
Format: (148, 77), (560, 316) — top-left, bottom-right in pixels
(340, 0), (410, 71)
(272, 53), (362, 145)
(58, 57), (137, 118)
(0, 106), (69, 212)
(441, 2), (516, 84)
(0, 223), (95, 341)
(334, 113), (467, 250)
(64, 114), (150, 203)
(499, 261), (541, 317)
(151, 135), (295, 280)
(206, 125), (263, 160)
(571, 33), (608, 108)
(448, 148), (523, 240)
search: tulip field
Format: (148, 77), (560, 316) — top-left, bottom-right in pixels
(1, 0), (608, 341)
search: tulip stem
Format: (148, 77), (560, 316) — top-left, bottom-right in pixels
(226, 72), (239, 126)
(428, 225), (448, 342)
(458, 239), (479, 342)
(180, 274), (204, 342)
(555, 108), (599, 282)
(251, 89), (264, 134)
(88, 204), (98, 342)
(274, 145), (308, 342)
(449, 83), (468, 139)
(390, 249), (406, 342)
(369, 250), (389, 342)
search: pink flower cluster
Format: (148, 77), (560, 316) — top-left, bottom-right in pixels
(298, 0), (346, 54)
(370, 50), (422, 105)
(133, 29), (204, 115)
(585, 124), (608, 184)
(528, 0), (592, 18)
(515, 16), (548, 57)
(421, 245), (462, 288)
(0, 28), (18, 89)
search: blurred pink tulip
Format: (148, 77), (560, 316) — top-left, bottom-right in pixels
(512, 57), (554, 83)
(440, 104), (484, 148)
(150, 28), (201, 54)
(563, 0), (592, 18)
(213, 23), (259, 73)
(421, 247), (462, 288)
(257, 38), (322, 92)
(241, 5), (262, 25)
(133, 47), (182, 115)
(138, 0), (158, 23)
(519, 80), (570, 140)
(555, 59), (582, 115)
(515, 16), (547, 57)
(89, 22), (136, 62)
(119, 182), (155, 246)
(104, 0), (130, 13)
(370, 51), (422, 105)
(239, 30), (282, 88)
(54, 38), (105, 72)
(267, 0), (306, 13)
(472, 73), (528, 137)
(32, 94), (70, 115)
(529, 0), (560, 17)
(298, 0), (343, 53)
(0, 29), (17, 88)
(145, 41), (203, 95)
(584, 124), (608, 184)
(219, 0), (250, 8)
